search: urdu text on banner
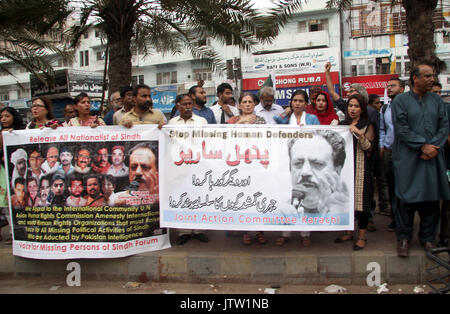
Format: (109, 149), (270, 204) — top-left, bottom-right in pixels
(159, 125), (355, 231)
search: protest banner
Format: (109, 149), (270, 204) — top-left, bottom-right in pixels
(3, 125), (170, 259)
(159, 125), (355, 231)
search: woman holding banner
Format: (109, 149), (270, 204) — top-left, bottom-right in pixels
(306, 91), (339, 126)
(335, 94), (374, 251)
(227, 93), (267, 245)
(26, 96), (62, 129)
(273, 90), (319, 247)
(0, 107), (25, 244)
(66, 93), (105, 127)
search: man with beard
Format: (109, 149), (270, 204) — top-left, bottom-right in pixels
(48, 173), (66, 206)
(380, 78), (405, 231)
(210, 83), (238, 124)
(83, 174), (106, 207)
(10, 148), (28, 189)
(120, 84), (165, 128)
(169, 94), (208, 245)
(168, 94), (207, 125)
(66, 173), (87, 206)
(35, 176), (51, 206)
(254, 86), (284, 125)
(186, 85), (216, 123)
(57, 147), (75, 176)
(74, 147), (92, 174)
(41, 145), (60, 175)
(110, 143), (158, 206)
(92, 145), (111, 174)
(113, 86), (134, 125)
(392, 64), (450, 256)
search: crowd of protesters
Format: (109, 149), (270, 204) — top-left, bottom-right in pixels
(0, 62), (448, 258)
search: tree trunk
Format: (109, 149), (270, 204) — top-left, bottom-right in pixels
(402, 0), (443, 73)
(107, 36), (133, 94)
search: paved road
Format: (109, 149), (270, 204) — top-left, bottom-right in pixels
(0, 279), (433, 294)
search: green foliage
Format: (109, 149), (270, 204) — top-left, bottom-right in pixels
(0, 0), (73, 85)
(68, 0), (305, 89)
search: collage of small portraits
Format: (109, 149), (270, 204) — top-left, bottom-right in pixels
(7, 140), (159, 209)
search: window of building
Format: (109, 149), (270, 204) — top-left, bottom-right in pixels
(376, 57), (390, 75)
(358, 64), (365, 76)
(297, 19), (328, 33)
(309, 19), (328, 32)
(131, 76), (138, 87)
(367, 59), (374, 75)
(156, 71), (177, 85)
(297, 21), (307, 33)
(96, 51), (105, 61)
(351, 65), (357, 76)
(193, 68), (213, 81)
(139, 75), (145, 85)
(95, 30), (101, 38)
(396, 62), (402, 75)
(80, 50), (89, 67)
(0, 94), (9, 101)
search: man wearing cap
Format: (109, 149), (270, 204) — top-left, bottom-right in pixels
(10, 148), (28, 189)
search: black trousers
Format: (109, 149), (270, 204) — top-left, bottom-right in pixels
(383, 149), (395, 211)
(395, 200), (440, 244)
(441, 199), (450, 240)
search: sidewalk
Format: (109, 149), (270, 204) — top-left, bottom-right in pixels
(0, 214), (446, 285)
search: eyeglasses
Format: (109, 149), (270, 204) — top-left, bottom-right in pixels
(31, 104), (46, 109)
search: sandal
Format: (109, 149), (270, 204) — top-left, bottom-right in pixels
(242, 233), (252, 245)
(256, 232), (267, 245)
(353, 238), (367, 251)
(301, 236), (311, 247)
(334, 232), (353, 243)
(275, 236), (289, 246)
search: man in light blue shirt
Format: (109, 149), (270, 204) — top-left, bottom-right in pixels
(254, 87), (284, 124)
(379, 77), (405, 230)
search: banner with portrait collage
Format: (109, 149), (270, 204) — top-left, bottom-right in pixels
(3, 126), (170, 259)
(159, 125), (355, 232)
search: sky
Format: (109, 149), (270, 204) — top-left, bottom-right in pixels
(250, 0), (328, 11)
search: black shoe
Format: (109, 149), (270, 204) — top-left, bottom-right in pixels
(397, 239), (409, 257)
(367, 221), (377, 232)
(379, 209), (392, 216)
(176, 234), (191, 245)
(192, 233), (209, 243)
(437, 238), (449, 248)
(387, 220), (395, 232)
(421, 241), (435, 252)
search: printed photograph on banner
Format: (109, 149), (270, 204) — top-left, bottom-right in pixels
(3, 126), (169, 259)
(159, 125), (354, 232)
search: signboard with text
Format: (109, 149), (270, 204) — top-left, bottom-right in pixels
(159, 125), (355, 232)
(3, 126), (170, 259)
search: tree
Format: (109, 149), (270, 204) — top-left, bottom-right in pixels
(68, 0), (304, 94)
(326, 0), (446, 74)
(0, 0), (73, 84)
